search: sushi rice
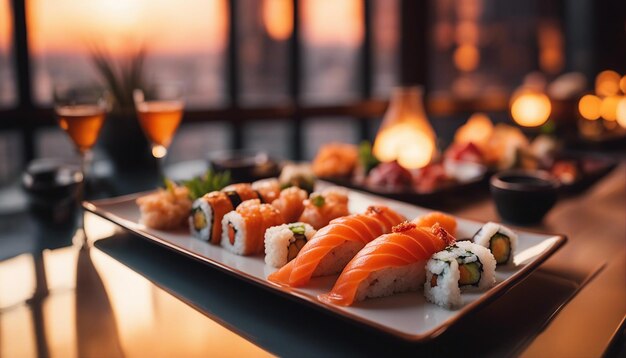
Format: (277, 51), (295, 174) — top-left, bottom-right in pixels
(472, 222), (518, 265)
(425, 241), (496, 309)
(264, 222), (316, 268)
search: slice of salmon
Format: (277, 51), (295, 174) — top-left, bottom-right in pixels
(205, 192), (234, 245)
(412, 211), (457, 237)
(318, 223), (454, 306)
(267, 206), (405, 287)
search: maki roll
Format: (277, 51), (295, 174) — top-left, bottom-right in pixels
(472, 222), (518, 265)
(221, 199), (284, 255)
(298, 187), (350, 229)
(271, 187), (308, 223)
(264, 222), (316, 268)
(252, 178), (281, 203)
(189, 182), (281, 244)
(424, 241), (496, 309)
(222, 183), (261, 206)
(189, 191), (233, 244)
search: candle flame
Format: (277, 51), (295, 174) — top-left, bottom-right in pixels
(373, 122), (435, 169)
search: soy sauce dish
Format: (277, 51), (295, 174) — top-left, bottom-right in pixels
(490, 170), (560, 225)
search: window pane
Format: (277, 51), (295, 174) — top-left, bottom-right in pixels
(301, 0), (363, 104)
(0, 0), (16, 107)
(372, 0), (399, 98)
(429, 0), (565, 98)
(303, 118), (358, 160)
(238, 0), (290, 106)
(28, 0), (228, 108)
(167, 123), (231, 164)
(243, 120), (291, 159)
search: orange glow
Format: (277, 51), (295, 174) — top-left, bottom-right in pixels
(90, 246), (271, 357)
(538, 22), (564, 74)
(301, 0), (363, 47)
(0, 0), (12, 49)
(28, 0), (229, 56)
(595, 70), (621, 97)
(578, 94), (602, 121)
(374, 123), (436, 169)
(373, 87), (436, 169)
(453, 44), (480, 72)
(0, 254), (36, 308)
(620, 76), (626, 94)
(616, 98), (626, 128)
(454, 113), (494, 149)
(455, 21), (479, 45)
(263, 0), (293, 41)
(600, 95), (620, 121)
(511, 91), (552, 127)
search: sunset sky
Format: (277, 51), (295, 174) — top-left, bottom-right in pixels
(0, 0), (11, 50)
(25, 0), (363, 57)
(27, 0), (229, 56)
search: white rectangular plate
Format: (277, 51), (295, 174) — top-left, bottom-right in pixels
(84, 188), (566, 341)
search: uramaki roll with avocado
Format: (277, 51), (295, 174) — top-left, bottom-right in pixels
(472, 222), (518, 265)
(424, 241), (497, 309)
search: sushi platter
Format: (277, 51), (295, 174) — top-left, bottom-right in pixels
(84, 184), (566, 341)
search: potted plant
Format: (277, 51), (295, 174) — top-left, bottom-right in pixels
(90, 46), (156, 170)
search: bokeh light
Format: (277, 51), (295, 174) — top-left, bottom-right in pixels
(616, 98), (626, 128)
(263, 0), (293, 41)
(595, 70), (621, 97)
(578, 94), (602, 120)
(600, 95), (620, 121)
(510, 91), (552, 127)
(453, 44), (480, 72)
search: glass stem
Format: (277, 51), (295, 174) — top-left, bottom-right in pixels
(76, 150), (89, 247)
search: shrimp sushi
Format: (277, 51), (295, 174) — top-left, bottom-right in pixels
(318, 223), (454, 306)
(221, 199), (284, 255)
(264, 222), (316, 268)
(413, 211), (457, 237)
(298, 187), (350, 229)
(268, 206), (405, 287)
(424, 241), (496, 309)
(472, 222), (517, 265)
(271, 187), (308, 223)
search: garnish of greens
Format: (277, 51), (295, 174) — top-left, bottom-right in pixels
(164, 178), (177, 195)
(311, 194), (325, 207)
(173, 170), (231, 201)
(289, 224), (306, 235)
(359, 141), (380, 174)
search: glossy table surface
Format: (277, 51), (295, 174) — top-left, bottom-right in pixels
(1, 162), (624, 357)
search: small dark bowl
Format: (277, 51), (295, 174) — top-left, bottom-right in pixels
(208, 150), (279, 183)
(22, 159), (83, 222)
(490, 170), (559, 225)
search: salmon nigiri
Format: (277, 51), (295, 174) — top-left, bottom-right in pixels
(318, 222), (455, 306)
(267, 206), (405, 287)
(412, 211), (457, 237)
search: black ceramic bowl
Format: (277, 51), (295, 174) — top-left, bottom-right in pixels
(208, 150), (279, 183)
(490, 170), (560, 225)
(22, 159), (82, 208)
